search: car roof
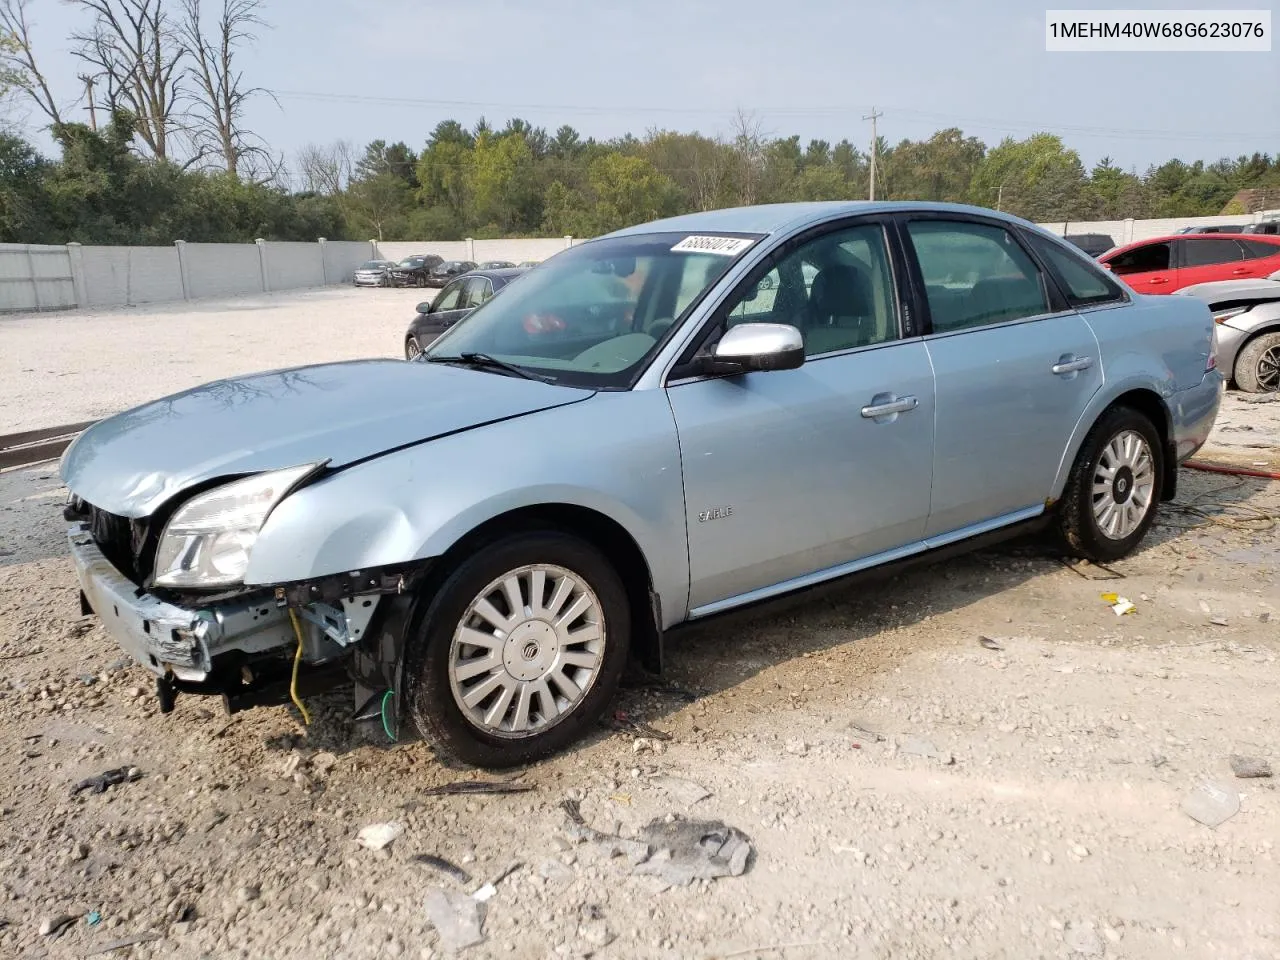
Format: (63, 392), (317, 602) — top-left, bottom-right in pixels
(599, 201), (1039, 240)
(1102, 233), (1280, 257)
(461, 267), (527, 282)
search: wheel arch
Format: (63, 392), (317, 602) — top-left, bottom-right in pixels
(1052, 385), (1177, 505)
(416, 502), (664, 676)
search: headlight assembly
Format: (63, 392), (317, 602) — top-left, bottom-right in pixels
(153, 462), (324, 588)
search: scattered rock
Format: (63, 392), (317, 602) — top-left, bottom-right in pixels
(423, 887), (486, 953)
(784, 738), (808, 756)
(1064, 920), (1103, 956)
(235, 885), (260, 904)
(310, 752), (338, 774)
(898, 736), (954, 765)
(39, 914), (75, 937)
(1229, 755), (1272, 779)
(649, 775), (711, 806)
(538, 859), (574, 883)
(355, 822), (404, 851)
(1182, 779), (1241, 828)
(71, 841), (90, 861)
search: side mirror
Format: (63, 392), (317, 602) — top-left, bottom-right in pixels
(416, 300), (433, 314)
(701, 322), (804, 375)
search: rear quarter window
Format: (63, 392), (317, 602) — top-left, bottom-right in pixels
(1024, 231), (1126, 306)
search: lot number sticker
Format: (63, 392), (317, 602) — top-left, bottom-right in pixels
(671, 235), (755, 256)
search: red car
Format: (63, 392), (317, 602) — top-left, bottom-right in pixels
(1099, 234), (1280, 294)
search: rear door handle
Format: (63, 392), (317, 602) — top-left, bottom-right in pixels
(1052, 356), (1094, 375)
(1148, 277), (1169, 285)
(1231, 267), (1250, 275)
(861, 395), (919, 419)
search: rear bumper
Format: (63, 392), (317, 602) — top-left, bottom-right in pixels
(1170, 370), (1224, 463)
(68, 525), (295, 683)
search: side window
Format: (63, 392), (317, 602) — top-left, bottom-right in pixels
(1107, 242), (1171, 275)
(1024, 231), (1125, 305)
(906, 220), (1049, 333)
(719, 224), (899, 356)
(462, 276), (490, 308)
(1243, 239), (1280, 258)
(1184, 238), (1245, 267)
(433, 279), (466, 311)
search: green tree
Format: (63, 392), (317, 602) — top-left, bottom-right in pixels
(585, 153), (680, 234)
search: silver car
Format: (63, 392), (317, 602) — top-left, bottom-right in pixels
(353, 259), (396, 287)
(1177, 272), (1280, 392)
(60, 202), (1221, 768)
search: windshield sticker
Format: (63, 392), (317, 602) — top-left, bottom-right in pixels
(670, 235), (755, 256)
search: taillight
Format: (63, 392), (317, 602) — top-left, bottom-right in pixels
(1207, 327), (1219, 371)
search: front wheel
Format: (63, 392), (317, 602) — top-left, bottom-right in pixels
(1057, 406), (1163, 563)
(1234, 331), (1280, 393)
(406, 532), (630, 768)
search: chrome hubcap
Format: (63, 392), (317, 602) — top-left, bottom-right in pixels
(1092, 429), (1156, 540)
(1257, 345), (1280, 391)
(448, 564), (605, 738)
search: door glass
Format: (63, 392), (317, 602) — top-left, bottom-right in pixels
(1024, 232), (1124, 304)
(433, 279), (466, 311)
(462, 277), (490, 308)
(1243, 239), (1280, 259)
(1183, 238), (1245, 267)
(907, 220), (1049, 332)
(1107, 242), (1171, 275)
(720, 223), (900, 355)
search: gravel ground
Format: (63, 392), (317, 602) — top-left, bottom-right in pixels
(0, 398), (1278, 958)
(0, 286), (422, 432)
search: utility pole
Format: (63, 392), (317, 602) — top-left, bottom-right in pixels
(79, 75), (97, 131)
(862, 107), (883, 201)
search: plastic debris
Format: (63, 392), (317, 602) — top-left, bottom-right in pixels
(1181, 779), (1241, 827)
(632, 817), (753, 887)
(1064, 920), (1104, 956)
(70, 766), (141, 797)
(1101, 592), (1136, 616)
(849, 723), (886, 744)
(649, 775), (711, 806)
(607, 710), (673, 741)
(354, 822), (404, 851)
(411, 854), (472, 883)
(86, 910), (102, 926)
(470, 883), (496, 903)
(1229, 755), (1273, 779)
(421, 780), (532, 797)
(978, 636), (1005, 651)
(898, 735), (955, 765)
(424, 887), (486, 953)
(84, 932), (162, 956)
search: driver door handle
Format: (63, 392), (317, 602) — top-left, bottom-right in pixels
(861, 395), (919, 419)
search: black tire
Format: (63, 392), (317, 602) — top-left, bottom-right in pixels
(405, 337), (421, 361)
(1233, 331), (1280, 394)
(416, 274), (427, 288)
(1057, 405), (1164, 563)
(405, 532), (630, 769)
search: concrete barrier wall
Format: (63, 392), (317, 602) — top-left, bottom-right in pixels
(79, 246), (183, 308)
(0, 244), (75, 312)
(1038, 214), (1264, 245)
(264, 242), (324, 291)
(185, 243), (264, 300)
(322, 241), (376, 283)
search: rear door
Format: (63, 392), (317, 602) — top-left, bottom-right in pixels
(1178, 237), (1248, 286)
(901, 216), (1104, 541)
(1104, 240), (1176, 293)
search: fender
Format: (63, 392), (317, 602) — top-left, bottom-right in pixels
(244, 390), (691, 629)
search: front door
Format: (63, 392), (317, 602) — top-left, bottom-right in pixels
(1105, 239), (1176, 293)
(900, 217), (1104, 539)
(667, 219), (936, 616)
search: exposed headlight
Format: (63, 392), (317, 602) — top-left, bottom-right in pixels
(1212, 305), (1250, 324)
(153, 463), (324, 588)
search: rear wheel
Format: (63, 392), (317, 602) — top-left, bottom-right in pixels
(1058, 406), (1163, 563)
(405, 337), (422, 361)
(1234, 331), (1280, 393)
(406, 532), (629, 768)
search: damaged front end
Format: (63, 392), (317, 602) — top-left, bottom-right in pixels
(66, 494), (427, 741)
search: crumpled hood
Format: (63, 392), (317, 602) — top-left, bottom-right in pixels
(61, 359), (592, 518)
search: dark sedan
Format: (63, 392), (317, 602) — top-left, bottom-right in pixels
(404, 267), (526, 359)
(389, 254), (444, 288)
(426, 259), (478, 287)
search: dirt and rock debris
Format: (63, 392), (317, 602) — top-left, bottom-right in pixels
(1, 397), (1278, 959)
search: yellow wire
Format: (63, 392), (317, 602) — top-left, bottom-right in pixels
(287, 609), (312, 726)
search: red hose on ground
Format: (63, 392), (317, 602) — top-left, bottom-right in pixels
(1184, 461), (1280, 481)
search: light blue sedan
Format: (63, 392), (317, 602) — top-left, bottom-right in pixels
(61, 202), (1222, 767)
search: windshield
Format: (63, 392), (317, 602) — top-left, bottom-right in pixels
(422, 231), (761, 388)
(398, 258), (422, 268)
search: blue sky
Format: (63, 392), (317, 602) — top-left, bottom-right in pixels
(14, 0), (1280, 173)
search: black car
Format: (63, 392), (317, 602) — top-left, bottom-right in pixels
(389, 254), (444, 288)
(1063, 233), (1116, 258)
(404, 267), (526, 359)
(426, 259), (478, 288)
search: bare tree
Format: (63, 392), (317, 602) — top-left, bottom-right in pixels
(729, 108), (766, 206)
(179, 0), (275, 179)
(295, 140), (353, 196)
(0, 0), (67, 125)
(68, 0), (185, 161)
